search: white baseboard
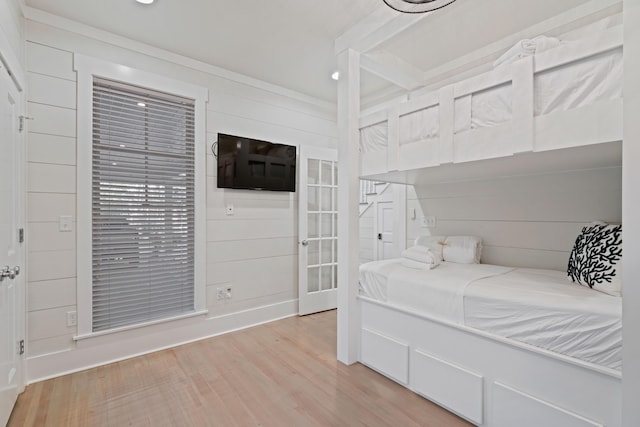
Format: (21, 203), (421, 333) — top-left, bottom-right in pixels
(26, 299), (298, 384)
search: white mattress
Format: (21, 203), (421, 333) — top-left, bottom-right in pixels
(359, 260), (622, 370)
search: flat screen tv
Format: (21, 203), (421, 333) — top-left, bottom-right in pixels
(217, 133), (297, 192)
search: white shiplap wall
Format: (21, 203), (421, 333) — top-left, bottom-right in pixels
(24, 19), (337, 380)
(406, 167), (622, 270)
(0, 0), (22, 64)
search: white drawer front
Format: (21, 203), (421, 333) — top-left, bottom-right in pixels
(492, 382), (603, 427)
(361, 328), (409, 385)
(412, 349), (484, 425)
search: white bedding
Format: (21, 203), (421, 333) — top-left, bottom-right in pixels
(453, 47), (622, 133)
(387, 262), (512, 323)
(534, 47), (622, 116)
(359, 260), (622, 370)
(359, 121), (387, 153)
(399, 105), (439, 144)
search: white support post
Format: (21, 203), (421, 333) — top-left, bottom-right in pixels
(438, 85), (455, 165)
(387, 107), (399, 172)
(337, 48), (361, 365)
(511, 56), (534, 153)
(623, 1), (640, 425)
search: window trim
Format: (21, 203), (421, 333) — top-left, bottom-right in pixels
(74, 55), (208, 338)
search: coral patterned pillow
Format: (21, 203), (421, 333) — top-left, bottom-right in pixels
(567, 223), (622, 296)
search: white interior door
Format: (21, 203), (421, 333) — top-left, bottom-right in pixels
(0, 64), (24, 426)
(298, 146), (338, 315)
(376, 201), (395, 260)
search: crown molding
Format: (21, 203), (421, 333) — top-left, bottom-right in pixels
(21, 5), (335, 112)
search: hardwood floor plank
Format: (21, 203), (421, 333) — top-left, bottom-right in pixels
(8, 310), (472, 427)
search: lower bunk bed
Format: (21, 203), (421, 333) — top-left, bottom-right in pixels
(358, 260), (622, 427)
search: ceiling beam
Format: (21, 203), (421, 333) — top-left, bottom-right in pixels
(334, 7), (430, 54)
(361, 51), (424, 90)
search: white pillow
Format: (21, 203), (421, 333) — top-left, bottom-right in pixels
(414, 235), (446, 261)
(414, 235), (483, 264)
(443, 236), (482, 264)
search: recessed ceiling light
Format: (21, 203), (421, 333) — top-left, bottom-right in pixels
(137, 102), (146, 107)
(136, 0), (154, 4)
(331, 71), (340, 81)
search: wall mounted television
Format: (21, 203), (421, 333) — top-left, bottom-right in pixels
(217, 133), (297, 192)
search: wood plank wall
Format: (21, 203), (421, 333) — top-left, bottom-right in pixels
(406, 167), (622, 270)
(23, 18), (337, 377)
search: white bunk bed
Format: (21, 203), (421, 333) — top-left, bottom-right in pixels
(359, 258), (621, 426)
(359, 26), (622, 183)
(354, 23), (623, 427)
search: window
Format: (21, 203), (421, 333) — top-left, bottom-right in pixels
(75, 56), (207, 337)
(91, 79), (195, 332)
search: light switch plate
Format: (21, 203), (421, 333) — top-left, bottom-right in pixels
(59, 215), (73, 232)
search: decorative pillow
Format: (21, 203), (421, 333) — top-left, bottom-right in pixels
(567, 223), (622, 296)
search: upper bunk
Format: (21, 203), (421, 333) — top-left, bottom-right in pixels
(358, 23), (623, 184)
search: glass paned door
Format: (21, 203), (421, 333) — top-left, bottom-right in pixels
(298, 147), (337, 315)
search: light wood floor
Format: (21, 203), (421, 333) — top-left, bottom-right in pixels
(9, 310), (472, 427)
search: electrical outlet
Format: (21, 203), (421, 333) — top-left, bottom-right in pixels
(421, 216), (437, 228)
(216, 287), (225, 300)
(225, 286), (232, 299)
(66, 311), (77, 327)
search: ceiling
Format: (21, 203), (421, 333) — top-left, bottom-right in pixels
(24, 0), (593, 104)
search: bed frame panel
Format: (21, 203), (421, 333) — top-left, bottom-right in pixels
(358, 26), (623, 180)
(359, 297), (622, 427)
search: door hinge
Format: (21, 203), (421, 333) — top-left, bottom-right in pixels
(19, 339), (24, 355)
(18, 115), (34, 132)
(18, 228), (24, 243)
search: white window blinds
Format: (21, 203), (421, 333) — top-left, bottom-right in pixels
(92, 77), (196, 332)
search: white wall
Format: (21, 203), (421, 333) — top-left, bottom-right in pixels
(407, 167), (622, 270)
(622, 1), (640, 425)
(23, 19), (337, 381)
(0, 0), (22, 61)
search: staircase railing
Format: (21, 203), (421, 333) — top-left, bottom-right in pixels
(360, 179), (377, 205)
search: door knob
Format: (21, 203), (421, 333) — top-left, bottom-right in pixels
(377, 233), (382, 240)
(301, 240), (309, 246)
(0, 265), (20, 281)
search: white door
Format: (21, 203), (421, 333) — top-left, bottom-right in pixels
(0, 64), (24, 426)
(376, 200), (395, 260)
(298, 147), (338, 315)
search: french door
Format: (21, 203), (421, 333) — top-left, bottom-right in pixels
(298, 147), (338, 315)
(0, 63), (24, 425)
